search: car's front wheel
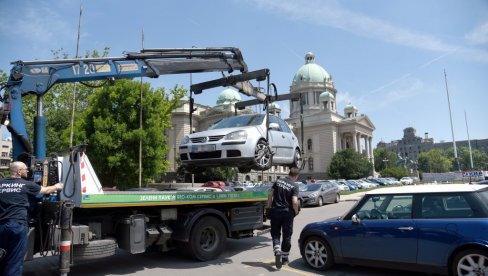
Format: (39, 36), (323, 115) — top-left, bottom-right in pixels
(253, 140), (272, 171)
(302, 236), (334, 271)
(452, 248), (488, 276)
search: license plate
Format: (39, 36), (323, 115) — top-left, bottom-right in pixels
(191, 144), (215, 153)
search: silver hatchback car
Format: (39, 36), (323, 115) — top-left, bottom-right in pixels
(179, 114), (302, 173)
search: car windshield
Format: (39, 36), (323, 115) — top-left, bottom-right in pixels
(304, 184), (321, 191)
(209, 115), (264, 129)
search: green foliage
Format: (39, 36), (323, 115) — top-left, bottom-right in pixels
(16, 48), (110, 155)
(78, 80), (185, 189)
(445, 146), (488, 171)
(417, 149), (452, 173)
(373, 147), (398, 172)
(327, 149), (373, 179)
(193, 167), (237, 183)
(381, 166), (409, 179)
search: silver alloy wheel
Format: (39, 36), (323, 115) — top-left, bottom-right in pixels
(456, 251), (488, 276)
(254, 141), (272, 169)
(304, 239), (328, 269)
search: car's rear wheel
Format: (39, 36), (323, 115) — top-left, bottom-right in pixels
(334, 194), (340, 203)
(253, 140), (272, 171)
(302, 236), (334, 271)
(291, 149), (303, 169)
(452, 248), (488, 276)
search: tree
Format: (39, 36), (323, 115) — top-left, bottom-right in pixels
(193, 167), (237, 183)
(77, 80), (185, 189)
(373, 147), (398, 172)
(17, 48), (110, 156)
(381, 166), (409, 179)
(446, 146), (488, 171)
(417, 149), (451, 173)
(327, 149), (373, 179)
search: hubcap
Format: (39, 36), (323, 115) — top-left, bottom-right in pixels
(255, 143), (271, 168)
(304, 240), (327, 268)
(457, 253), (488, 276)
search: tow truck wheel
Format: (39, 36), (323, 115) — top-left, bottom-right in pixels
(73, 238), (117, 261)
(253, 140), (272, 171)
(188, 216), (226, 261)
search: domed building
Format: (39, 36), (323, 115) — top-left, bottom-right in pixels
(165, 52), (376, 182)
(286, 52), (375, 179)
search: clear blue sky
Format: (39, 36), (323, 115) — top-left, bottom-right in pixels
(1, 0), (487, 147)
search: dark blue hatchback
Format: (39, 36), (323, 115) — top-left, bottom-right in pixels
(298, 184), (488, 275)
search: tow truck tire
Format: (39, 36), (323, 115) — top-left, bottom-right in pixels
(187, 217), (227, 261)
(253, 140), (272, 171)
(73, 238), (117, 261)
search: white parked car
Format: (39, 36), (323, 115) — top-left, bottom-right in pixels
(400, 177), (414, 185)
(180, 114), (303, 173)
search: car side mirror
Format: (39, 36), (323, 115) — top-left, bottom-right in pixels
(269, 123), (279, 130)
(352, 214), (361, 224)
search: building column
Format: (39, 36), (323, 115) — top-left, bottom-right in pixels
(365, 135), (370, 158)
(368, 136), (373, 159)
(352, 132), (357, 152)
(356, 132), (361, 153)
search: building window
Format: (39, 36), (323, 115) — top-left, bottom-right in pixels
(307, 138), (313, 151)
(308, 157), (314, 170)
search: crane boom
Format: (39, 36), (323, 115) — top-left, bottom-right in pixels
(1, 47), (266, 161)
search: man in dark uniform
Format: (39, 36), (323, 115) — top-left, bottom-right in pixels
(0, 161), (63, 276)
(266, 167), (300, 269)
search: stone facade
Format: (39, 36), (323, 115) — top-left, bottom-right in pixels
(377, 126), (488, 161)
(165, 52), (375, 182)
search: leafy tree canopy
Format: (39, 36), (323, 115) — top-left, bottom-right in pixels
(327, 149), (373, 179)
(77, 80), (185, 189)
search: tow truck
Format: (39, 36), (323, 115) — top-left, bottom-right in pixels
(0, 47), (272, 275)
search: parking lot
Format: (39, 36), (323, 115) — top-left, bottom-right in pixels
(23, 198), (428, 276)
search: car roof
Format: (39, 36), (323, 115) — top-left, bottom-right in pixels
(365, 184), (488, 195)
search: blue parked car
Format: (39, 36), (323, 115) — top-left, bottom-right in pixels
(298, 184), (488, 275)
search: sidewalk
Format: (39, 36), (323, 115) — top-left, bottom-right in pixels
(341, 191), (367, 202)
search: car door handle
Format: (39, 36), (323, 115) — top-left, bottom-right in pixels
(397, 227), (414, 231)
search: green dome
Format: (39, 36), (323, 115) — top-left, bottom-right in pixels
(319, 91), (334, 101)
(269, 102), (281, 110)
(216, 88), (241, 105)
(344, 102), (357, 110)
(293, 52), (330, 84)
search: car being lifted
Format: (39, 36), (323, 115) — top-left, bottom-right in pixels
(179, 114), (302, 173)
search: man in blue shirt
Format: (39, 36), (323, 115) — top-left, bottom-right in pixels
(0, 161), (63, 276)
(266, 167), (300, 269)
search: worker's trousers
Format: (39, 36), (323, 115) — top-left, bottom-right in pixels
(269, 208), (294, 256)
(0, 220), (28, 276)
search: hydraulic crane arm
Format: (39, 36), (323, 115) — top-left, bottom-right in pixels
(1, 47), (264, 161)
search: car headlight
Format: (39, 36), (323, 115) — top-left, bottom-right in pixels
(309, 192), (319, 198)
(224, 130), (247, 140)
(181, 136), (190, 145)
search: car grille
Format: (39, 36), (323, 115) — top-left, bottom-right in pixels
(180, 154), (188, 160)
(227, 150), (241, 157)
(189, 151), (222, 159)
(191, 135), (224, 143)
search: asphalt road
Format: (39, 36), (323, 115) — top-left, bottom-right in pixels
(23, 200), (428, 276)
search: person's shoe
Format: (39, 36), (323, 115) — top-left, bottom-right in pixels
(282, 257), (289, 266)
(275, 253), (282, 269)
(0, 248), (6, 262)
